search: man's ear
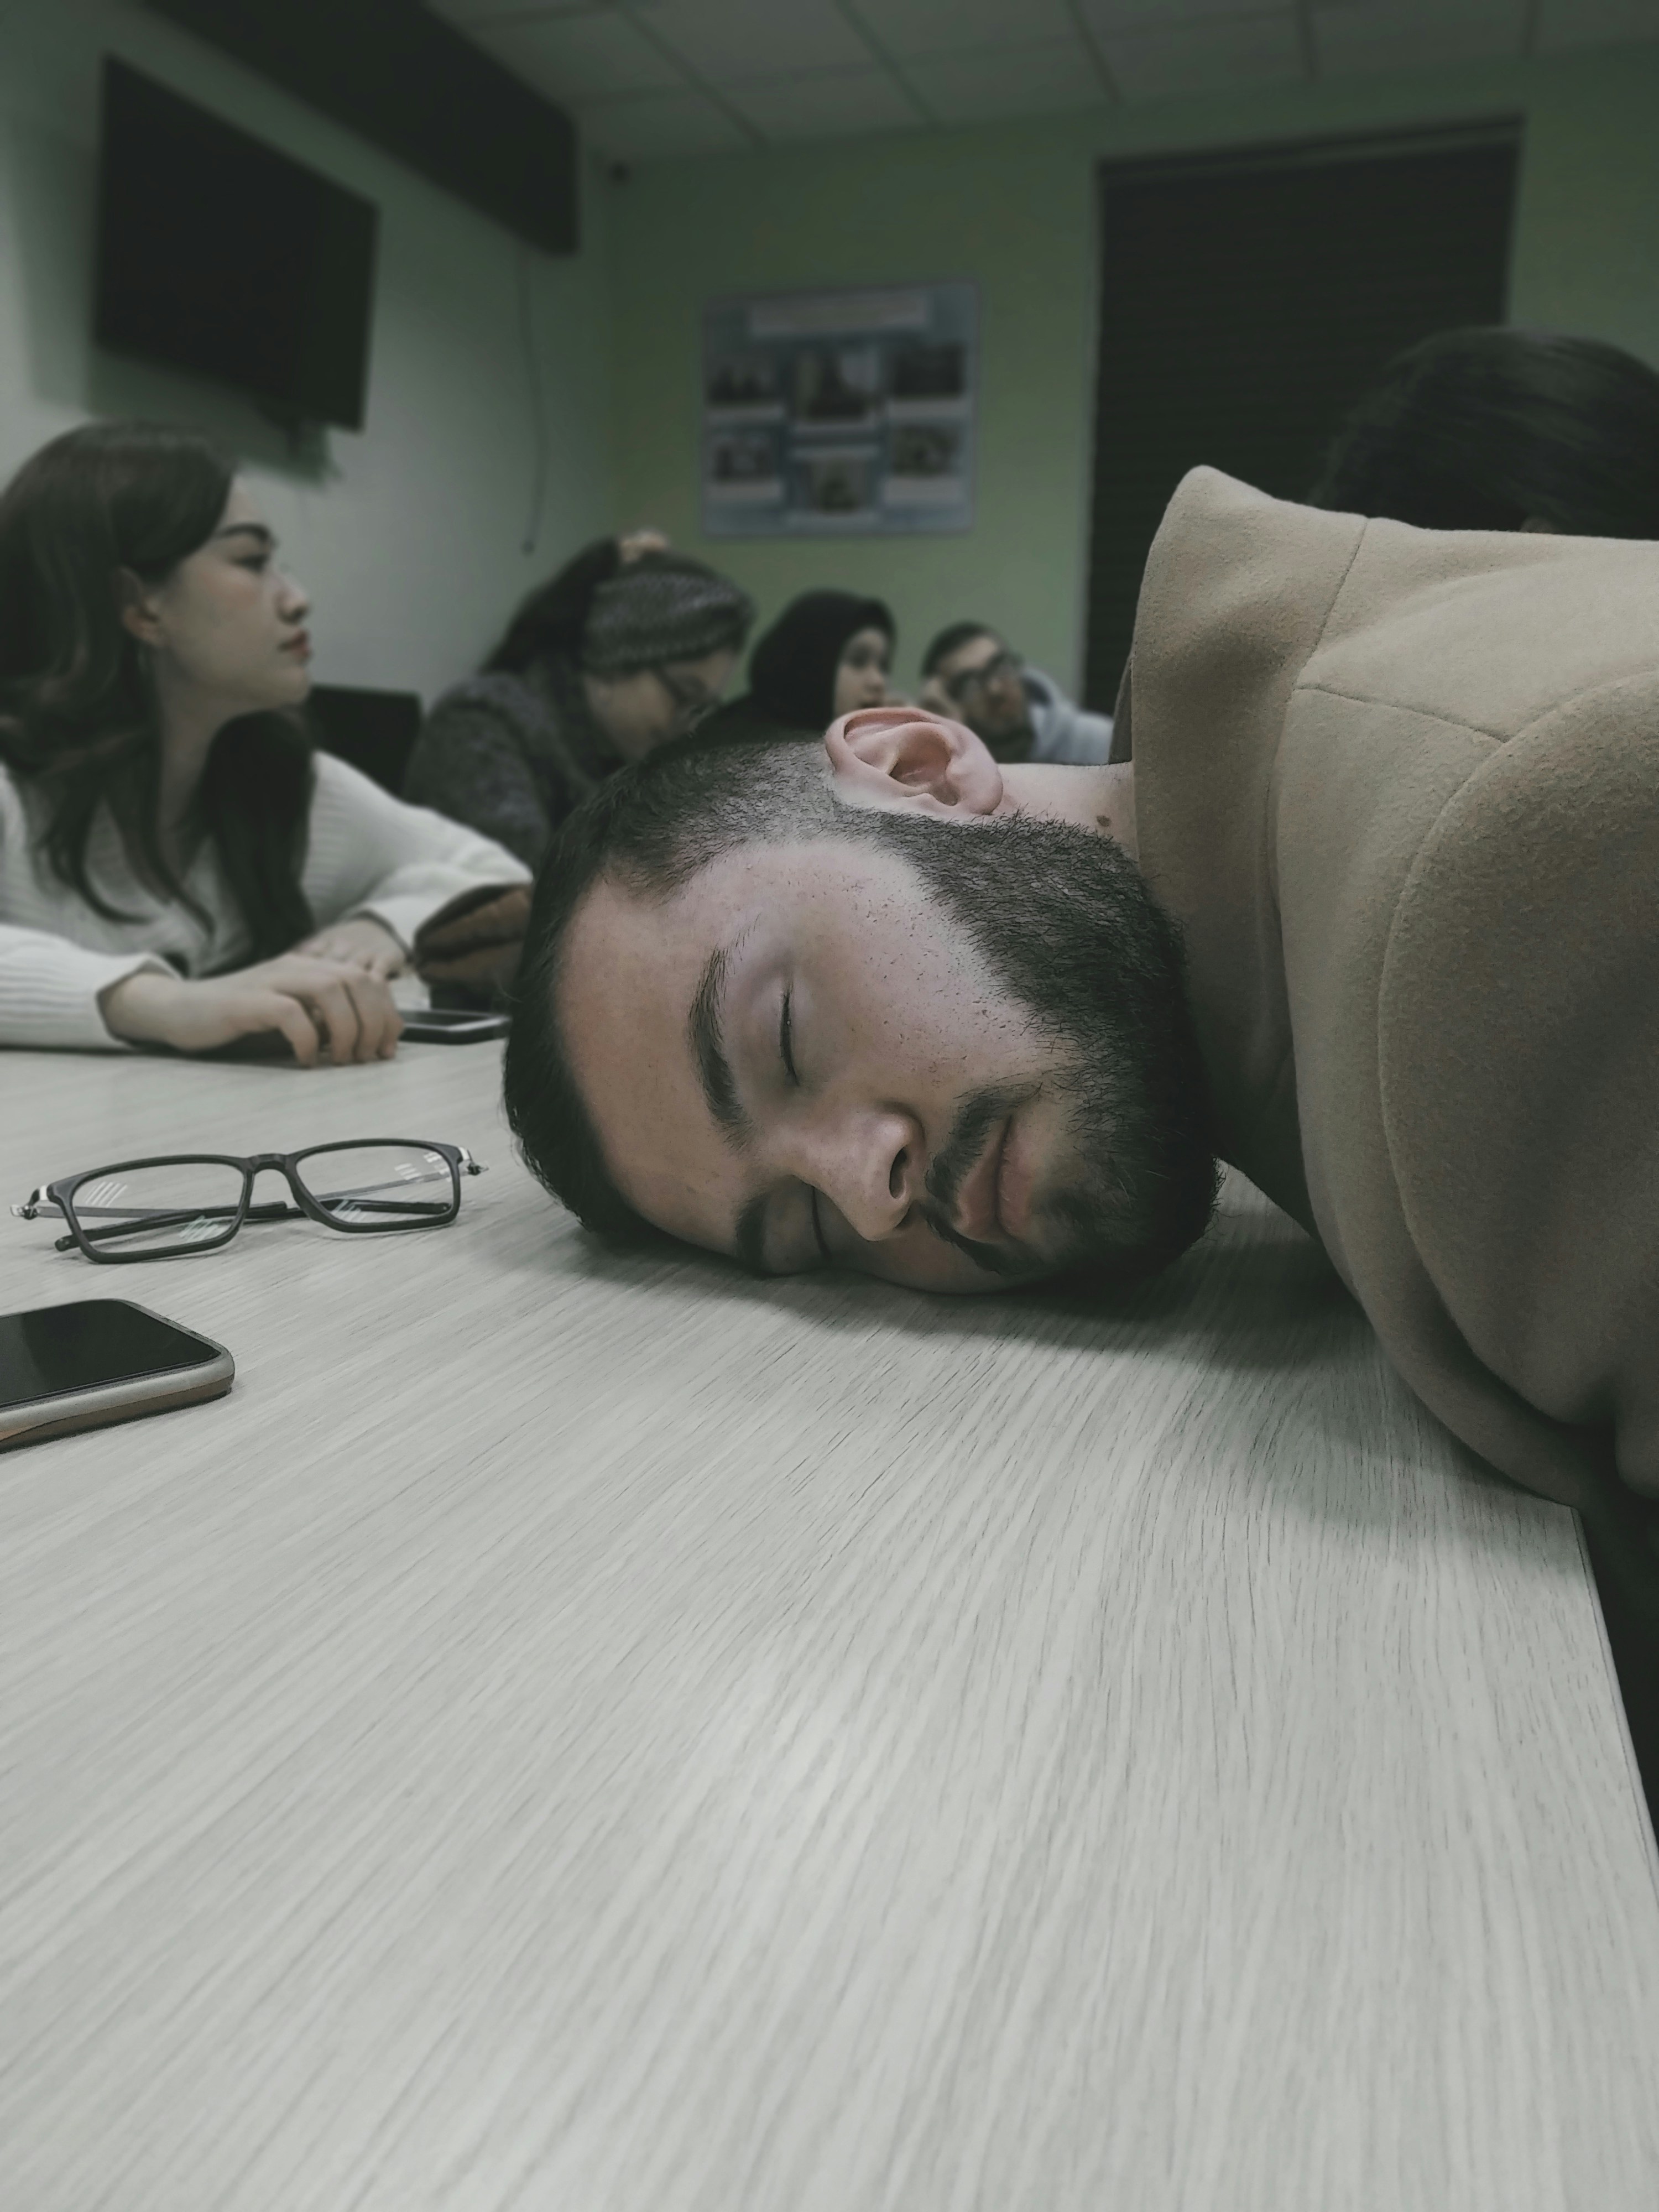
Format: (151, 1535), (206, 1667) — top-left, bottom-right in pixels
(824, 705), (1003, 820)
(116, 568), (163, 648)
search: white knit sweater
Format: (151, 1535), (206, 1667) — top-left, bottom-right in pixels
(0, 753), (530, 1051)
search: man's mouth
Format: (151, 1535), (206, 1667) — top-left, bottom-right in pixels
(994, 1114), (1036, 1241)
(283, 631), (311, 661)
(953, 1113), (1014, 1243)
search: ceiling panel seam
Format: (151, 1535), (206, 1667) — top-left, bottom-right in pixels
(1292, 1), (1319, 83)
(1065, 0), (1124, 103)
(833, 0), (938, 126)
(613, 3), (769, 147)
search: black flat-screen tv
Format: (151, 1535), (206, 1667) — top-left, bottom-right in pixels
(94, 59), (378, 430)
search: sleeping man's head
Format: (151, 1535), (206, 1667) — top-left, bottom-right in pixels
(504, 708), (1218, 1295)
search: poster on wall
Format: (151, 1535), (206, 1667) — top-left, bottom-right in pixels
(701, 281), (977, 538)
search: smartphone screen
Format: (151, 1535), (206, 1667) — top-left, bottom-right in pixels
(0, 1301), (223, 1412)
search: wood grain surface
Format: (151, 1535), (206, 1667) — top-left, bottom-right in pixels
(2, 1043), (1656, 2211)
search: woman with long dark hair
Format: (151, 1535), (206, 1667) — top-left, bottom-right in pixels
(404, 533), (755, 868)
(1308, 327), (1659, 536)
(0, 421), (527, 1060)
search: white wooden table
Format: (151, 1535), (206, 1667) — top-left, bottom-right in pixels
(2, 1041), (1656, 2211)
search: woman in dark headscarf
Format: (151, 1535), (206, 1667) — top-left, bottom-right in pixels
(693, 589), (895, 747)
(406, 535), (754, 868)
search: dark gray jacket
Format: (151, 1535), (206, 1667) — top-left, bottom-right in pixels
(404, 656), (620, 870)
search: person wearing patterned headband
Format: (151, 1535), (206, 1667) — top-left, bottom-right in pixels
(406, 536), (755, 869)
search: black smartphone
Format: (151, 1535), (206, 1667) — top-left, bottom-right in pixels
(399, 1007), (510, 1044)
(0, 1299), (234, 1452)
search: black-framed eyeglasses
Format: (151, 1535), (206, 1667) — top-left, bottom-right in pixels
(943, 649), (1022, 705)
(11, 1140), (485, 1263)
(653, 666), (718, 732)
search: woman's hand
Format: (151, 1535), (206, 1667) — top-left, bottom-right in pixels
(293, 915), (407, 977)
(100, 954), (403, 1066)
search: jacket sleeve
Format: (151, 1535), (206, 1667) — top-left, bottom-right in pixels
(304, 754), (530, 954)
(403, 681), (552, 870)
(0, 925), (174, 1051)
(1378, 675), (1659, 1497)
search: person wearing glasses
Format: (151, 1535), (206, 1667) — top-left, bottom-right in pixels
(917, 623), (1114, 766)
(0, 421), (530, 1065)
(405, 533), (755, 869)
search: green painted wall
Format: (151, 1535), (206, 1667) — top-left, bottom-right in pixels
(606, 44), (1659, 699)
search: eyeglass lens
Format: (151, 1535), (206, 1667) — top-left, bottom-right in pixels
(293, 1145), (456, 1226)
(656, 669), (715, 729)
(950, 651), (1020, 701)
(68, 1158), (246, 1255)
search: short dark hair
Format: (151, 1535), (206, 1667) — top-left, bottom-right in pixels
(504, 740), (841, 1242)
(1308, 326), (1659, 535)
(921, 620), (997, 678)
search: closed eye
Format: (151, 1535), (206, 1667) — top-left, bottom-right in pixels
(780, 988), (799, 1084)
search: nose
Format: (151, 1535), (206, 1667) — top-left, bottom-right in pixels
(278, 568), (310, 621)
(792, 1102), (924, 1243)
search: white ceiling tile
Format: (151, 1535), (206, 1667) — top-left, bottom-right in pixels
(1097, 14), (1306, 99)
(468, 9), (682, 99)
(1312, 0), (1526, 77)
(577, 87), (753, 158)
(724, 66), (921, 140)
(853, 0), (1079, 58)
(1535, 0), (1659, 48)
(904, 38), (1110, 119)
(640, 0), (873, 83)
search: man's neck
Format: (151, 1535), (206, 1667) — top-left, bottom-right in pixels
(997, 761), (1137, 861)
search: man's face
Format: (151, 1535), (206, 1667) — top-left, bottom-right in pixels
(556, 806), (1213, 1293)
(931, 633), (1030, 754)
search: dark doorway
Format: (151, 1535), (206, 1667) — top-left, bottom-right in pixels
(1083, 122), (1520, 708)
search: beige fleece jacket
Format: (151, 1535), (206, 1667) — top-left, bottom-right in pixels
(1125, 467), (1659, 1517)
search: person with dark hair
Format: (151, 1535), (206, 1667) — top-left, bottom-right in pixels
(405, 534), (755, 867)
(693, 589), (895, 745)
(504, 465), (1659, 1558)
(1308, 326), (1659, 535)
(917, 620), (1114, 765)
(0, 421), (527, 1060)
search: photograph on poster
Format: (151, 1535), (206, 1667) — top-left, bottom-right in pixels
(703, 283), (977, 536)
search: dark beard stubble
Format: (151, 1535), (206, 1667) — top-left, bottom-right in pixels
(843, 805), (1221, 1292)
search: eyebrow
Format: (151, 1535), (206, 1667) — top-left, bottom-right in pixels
(213, 523), (275, 549)
(687, 943), (752, 1144)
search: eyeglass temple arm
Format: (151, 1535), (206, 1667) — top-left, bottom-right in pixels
(62, 1199), (301, 1250)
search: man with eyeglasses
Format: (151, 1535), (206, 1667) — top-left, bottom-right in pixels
(917, 622), (1115, 766)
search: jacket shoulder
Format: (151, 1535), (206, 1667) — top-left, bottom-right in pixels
(1378, 675), (1659, 1491)
(420, 672), (544, 738)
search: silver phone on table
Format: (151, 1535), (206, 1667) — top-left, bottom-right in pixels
(0, 1299), (234, 1451)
